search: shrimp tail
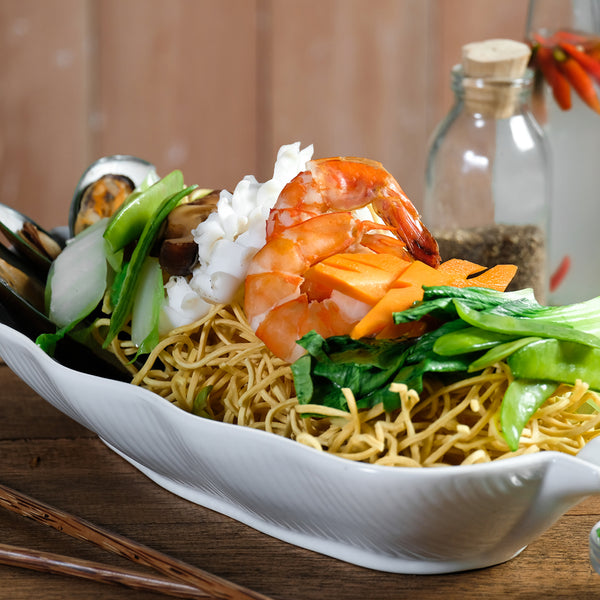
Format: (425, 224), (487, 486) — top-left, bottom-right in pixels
(373, 193), (440, 268)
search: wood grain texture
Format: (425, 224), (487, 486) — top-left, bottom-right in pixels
(429, 0), (532, 129)
(0, 0), (532, 229)
(0, 481), (271, 600)
(0, 0), (89, 229)
(265, 0), (431, 205)
(0, 543), (209, 599)
(92, 0), (259, 194)
(2, 363), (600, 599)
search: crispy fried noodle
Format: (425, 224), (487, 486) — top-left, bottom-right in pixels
(94, 301), (600, 468)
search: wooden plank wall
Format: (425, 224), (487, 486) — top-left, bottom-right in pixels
(0, 0), (528, 229)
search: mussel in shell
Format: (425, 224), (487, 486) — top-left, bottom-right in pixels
(0, 239), (49, 333)
(73, 174), (135, 235)
(0, 154), (214, 379)
(69, 155), (157, 237)
(0, 204), (131, 380)
(0, 203), (64, 275)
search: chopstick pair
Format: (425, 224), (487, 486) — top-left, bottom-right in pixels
(0, 482), (272, 600)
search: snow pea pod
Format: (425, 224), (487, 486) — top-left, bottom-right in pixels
(131, 256), (164, 356)
(501, 379), (558, 451)
(467, 336), (541, 372)
(103, 169), (184, 253)
(454, 301), (600, 349)
(103, 184), (197, 348)
(433, 326), (517, 356)
(507, 338), (600, 391)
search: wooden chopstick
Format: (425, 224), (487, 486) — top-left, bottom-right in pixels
(0, 542), (210, 598)
(0, 482), (273, 600)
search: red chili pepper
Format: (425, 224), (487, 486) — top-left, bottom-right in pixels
(589, 46), (600, 62)
(531, 32), (552, 47)
(559, 41), (600, 85)
(550, 255), (571, 292)
(553, 30), (591, 46)
(554, 47), (600, 114)
(534, 45), (572, 110)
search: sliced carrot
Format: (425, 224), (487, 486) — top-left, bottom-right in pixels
(350, 285), (423, 340)
(390, 259), (454, 288)
(463, 264), (518, 292)
(342, 252), (411, 273)
(351, 260), (454, 339)
(302, 252), (411, 305)
(437, 258), (486, 283)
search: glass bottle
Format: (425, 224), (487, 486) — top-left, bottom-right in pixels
(423, 40), (551, 302)
(526, 0), (600, 304)
(424, 39), (551, 303)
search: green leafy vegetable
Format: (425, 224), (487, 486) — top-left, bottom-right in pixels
(467, 337), (541, 372)
(192, 386), (213, 418)
(103, 169), (184, 254)
(103, 184), (197, 348)
(46, 218), (113, 329)
(454, 301), (600, 348)
(292, 331), (408, 411)
(130, 256), (164, 357)
(507, 338), (600, 390)
(500, 380), (558, 451)
(292, 285), (600, 450)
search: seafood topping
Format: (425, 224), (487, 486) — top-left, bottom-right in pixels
(20, 221), (62, 261)
(0, 257), (45, 312)
(74, 174), (135, 235)
(244, 157), (440, 363)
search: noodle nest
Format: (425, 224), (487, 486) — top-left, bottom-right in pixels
(96, 300), (600, 467)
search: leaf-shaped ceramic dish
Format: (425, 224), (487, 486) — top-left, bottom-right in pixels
(1, 321), (600, 574)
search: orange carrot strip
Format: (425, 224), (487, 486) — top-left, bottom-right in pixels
(554, 47), (600, 113)
(389, 259), (453, 289)
(463, 264), (517, 292)
(350, 286), (424, 340)
(437, 258), (486, 282)
(302, 252), (411, 305)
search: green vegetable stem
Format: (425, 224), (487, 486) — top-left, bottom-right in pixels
(103, 184), (198, 348)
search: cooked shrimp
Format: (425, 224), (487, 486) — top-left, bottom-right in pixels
(244, 157), (439, 362)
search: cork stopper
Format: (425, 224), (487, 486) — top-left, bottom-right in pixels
(460, 39), (532, 118)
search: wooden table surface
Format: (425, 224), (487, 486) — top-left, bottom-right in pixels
(1, 361), (600, 600)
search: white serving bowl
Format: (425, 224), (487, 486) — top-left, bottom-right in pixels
(1, 321), (600, 575)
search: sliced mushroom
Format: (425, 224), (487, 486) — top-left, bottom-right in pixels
(159, 190), (220, 276)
